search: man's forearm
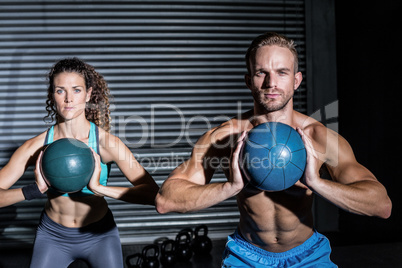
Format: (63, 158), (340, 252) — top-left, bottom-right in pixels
(155, 178), (236, 214)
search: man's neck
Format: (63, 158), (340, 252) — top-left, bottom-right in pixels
(252, 105), (295, 127)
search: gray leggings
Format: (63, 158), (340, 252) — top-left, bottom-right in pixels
(30, 209), (123, 268)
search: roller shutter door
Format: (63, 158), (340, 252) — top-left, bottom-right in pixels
(0, 0), (307, 247)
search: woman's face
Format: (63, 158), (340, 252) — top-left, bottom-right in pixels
(53, 72), (92, 122)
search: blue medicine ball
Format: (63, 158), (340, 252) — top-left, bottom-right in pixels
(41, 138), (95, 193)
(240, 122), (306, 191)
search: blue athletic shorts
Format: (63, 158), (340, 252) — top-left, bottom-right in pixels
(221, 229), (337, 267)
(30, 209), (123, 268)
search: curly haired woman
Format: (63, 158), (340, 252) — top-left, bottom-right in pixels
(0, 58), (159, 268)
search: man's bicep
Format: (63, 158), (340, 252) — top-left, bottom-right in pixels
(326, 136), (377, 184)
(168, 150), (218, 185)
(168, 128), (226, 184)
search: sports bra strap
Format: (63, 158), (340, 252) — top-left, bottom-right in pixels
(44, 129), (50, 146)
(95, 124), (100, 155)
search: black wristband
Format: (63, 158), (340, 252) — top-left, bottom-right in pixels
(22, 184), (43, 200)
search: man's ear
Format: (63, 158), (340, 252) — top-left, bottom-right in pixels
(86, 87), (93, 102)
(294, 72), (303, 90)
(245, 73), (252, 90)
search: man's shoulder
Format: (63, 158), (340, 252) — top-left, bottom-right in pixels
(208, 110), (253, 137)
(294, 111), (326, 136)
(194, 110), (253, 152)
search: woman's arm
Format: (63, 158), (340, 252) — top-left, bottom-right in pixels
(0, 135), (47, 207)
(88, 132), (159, 206)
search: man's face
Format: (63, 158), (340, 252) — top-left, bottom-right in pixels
(246, 45), (302, 113)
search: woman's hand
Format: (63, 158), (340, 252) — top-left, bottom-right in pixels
(34, 151), (49, 194)
(87, 149), (103, 196)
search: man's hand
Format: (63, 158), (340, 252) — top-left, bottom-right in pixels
(228, 131), (248, 194)
(297, 128), (321, 190)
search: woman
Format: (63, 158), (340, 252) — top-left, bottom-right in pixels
(0, 58), (159, 268)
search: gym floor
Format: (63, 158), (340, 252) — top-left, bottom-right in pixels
(1, 237), (402, 268)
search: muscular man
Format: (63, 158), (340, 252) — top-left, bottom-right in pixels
(155, 32), (392, 267)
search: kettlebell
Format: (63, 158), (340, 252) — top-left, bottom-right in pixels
(142, 244), (160, 268)
(154, 236), (169, 246)
(175, 231), (193, 261)
(193, 224), (213, 255)
(126, 253), (143, 268)
(179, 228), (194, 243)
(160, 239), (176, 267)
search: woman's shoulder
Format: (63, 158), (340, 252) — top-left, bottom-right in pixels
(96, 127), (132, 163)
(97, 127), (123, 149)
(10, 130), (48, 166)
(23, 130), (49, 150)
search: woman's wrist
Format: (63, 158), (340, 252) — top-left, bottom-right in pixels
(22, 183), (44, 200)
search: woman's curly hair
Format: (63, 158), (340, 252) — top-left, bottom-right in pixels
(44, 57), (111, 132)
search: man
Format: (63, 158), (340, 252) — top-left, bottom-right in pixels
(155, 32), (392, 267)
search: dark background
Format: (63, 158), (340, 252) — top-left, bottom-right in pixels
(335, 0), (401, 243)
(0, 1), (401, 267)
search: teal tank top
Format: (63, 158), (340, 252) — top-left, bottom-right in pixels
(44, 122), (111, 197)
